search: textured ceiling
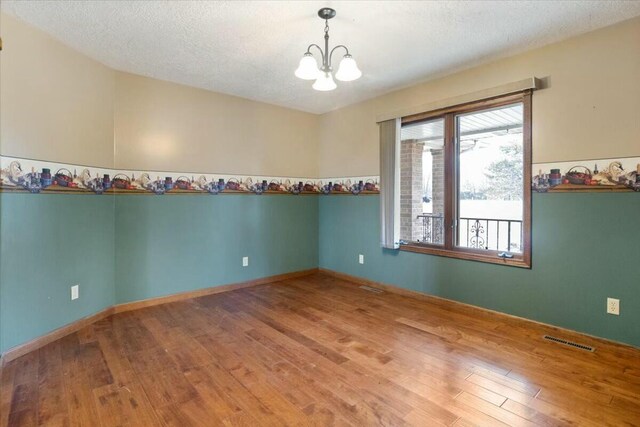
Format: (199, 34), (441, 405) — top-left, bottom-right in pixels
(3, 1), (640, 114)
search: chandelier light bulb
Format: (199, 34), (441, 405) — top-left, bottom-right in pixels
(312, 70), (337, 91)
(295, 53), (320, 80)
(335, 54), (362, 82)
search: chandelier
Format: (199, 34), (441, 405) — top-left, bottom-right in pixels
(295, 8), (362, 91)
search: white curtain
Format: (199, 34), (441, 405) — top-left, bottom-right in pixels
(379, 118), (401, 249)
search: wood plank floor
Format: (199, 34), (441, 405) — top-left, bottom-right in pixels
(2, 273), (640, 426)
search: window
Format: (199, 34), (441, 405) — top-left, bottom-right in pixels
(398, 91), (532, 267)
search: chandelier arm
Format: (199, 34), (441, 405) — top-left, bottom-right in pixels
(328, 45), (350, 68)
(306, 44), (326, 66)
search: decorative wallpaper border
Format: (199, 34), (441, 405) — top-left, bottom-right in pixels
(532, 157), (640, 193)
(2, 155), (638, 196)
(0, 156), (380, 196)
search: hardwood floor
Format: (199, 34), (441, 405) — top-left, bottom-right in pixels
(2, 272), (640, 426)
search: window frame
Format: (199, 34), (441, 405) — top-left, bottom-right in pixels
(399, 91), (532, 268)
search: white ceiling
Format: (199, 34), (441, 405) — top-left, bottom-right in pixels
(3, 1), (640, 114)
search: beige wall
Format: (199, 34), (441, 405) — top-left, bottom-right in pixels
(1, 13), (319, 177)
(0, 13), (115, 168)
(114, 72), (319, 176)
(3, 12), (639, 178)
(318, 16), (640, 178)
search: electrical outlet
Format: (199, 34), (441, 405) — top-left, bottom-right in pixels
(607, 298), (620, 315)
(358, 254), (364, 264)
(71, 285), (79, 300)
(242, 256), (249, 267)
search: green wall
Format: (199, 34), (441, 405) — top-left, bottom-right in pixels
(0, 193), (318, 354)
(319, 194), (640, 348)
(114, 195), (318, 303)
(0, 194), (116, 353)
(2, 190), (637, 353)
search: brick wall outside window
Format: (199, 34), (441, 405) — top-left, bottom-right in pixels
(400, 140), (424, 242)
(400, 140), (445, 244)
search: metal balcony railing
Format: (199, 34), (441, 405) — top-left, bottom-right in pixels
(416, 214), (523, 253)
(459, 217), (523, 253)
(416, 213), (445, 245)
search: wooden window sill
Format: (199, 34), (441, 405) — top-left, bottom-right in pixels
(400, 244), (531, 269)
